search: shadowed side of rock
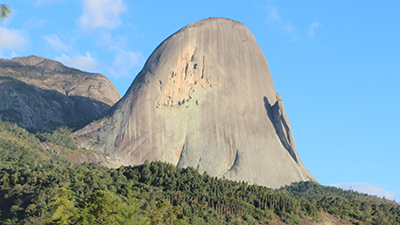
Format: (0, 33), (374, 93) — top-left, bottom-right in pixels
(0, 56), (121, 131)
(0, 77), (112, 131)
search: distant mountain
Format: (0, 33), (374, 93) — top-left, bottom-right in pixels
(0, 56), (120, 131)
(73, 18), (315, 188)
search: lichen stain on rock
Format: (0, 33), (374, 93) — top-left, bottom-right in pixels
(156, 45), (219, 108)
(175, 141), (185, 158)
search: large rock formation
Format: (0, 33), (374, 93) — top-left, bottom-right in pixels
(73, 18), (315, 188)
(0, 56), (120, 131)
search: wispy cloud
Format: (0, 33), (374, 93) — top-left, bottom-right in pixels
(93, 31), (143, 77)
(24, 17), (47, 30)
(56, 52), (98, 72)
(11, 51), (19, 58)
(267, 6), (282, 23)
(43, 34), (71, 52)
(265, 5), (301, 41)
(0, 51), (19, 59)
(31, 0), (61, 5)
(330, 183), (397, 200)
(78, 0), (126, 30)
(109, 48), (143, 77)
(309, 22), (322, 38)
(0, 27), (28, 50)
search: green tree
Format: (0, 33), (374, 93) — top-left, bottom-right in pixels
(48, 187), (78, 225)
(0, 4), (11, 21)
(150, 199), (188, 225)
(78, 189), (123, 224)
(17, 150), (34, 168)
(119, 196), (150, 225)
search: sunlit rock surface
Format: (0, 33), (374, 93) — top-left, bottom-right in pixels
(73, 18), (315, 188)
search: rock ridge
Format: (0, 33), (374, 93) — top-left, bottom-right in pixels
(0, 56), (121, 131)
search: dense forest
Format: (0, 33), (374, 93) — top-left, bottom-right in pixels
(0, 120), (399, 224)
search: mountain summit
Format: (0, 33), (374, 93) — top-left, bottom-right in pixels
(0, 56), (120, 131)
(74, 18), (315, 188)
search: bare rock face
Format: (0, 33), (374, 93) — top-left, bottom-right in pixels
(0, 56), (121, 131)
(73, 18), (315, 188)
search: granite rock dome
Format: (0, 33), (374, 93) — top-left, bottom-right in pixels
(73, 18), (315, 188)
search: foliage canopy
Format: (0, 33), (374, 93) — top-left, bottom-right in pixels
(0, 4), (11, 21)
(0, 120), (399, 224)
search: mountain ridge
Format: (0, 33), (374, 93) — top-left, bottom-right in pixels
(0, 55), (121, 131)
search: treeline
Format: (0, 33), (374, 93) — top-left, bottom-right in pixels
(280, 180), (396, 204)
(1, 159), (399, 224)
(0, 160), (304, 224)
(0, 120), (399, 224)
(281, 181), (400, 224)
(35, 126), (77, 150)
(0, 121), (50, 168)
(0, 121), (85, 168)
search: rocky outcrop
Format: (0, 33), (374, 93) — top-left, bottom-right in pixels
(0, 56), (120, 131)
(268, 93), (298, 163)
(73, 18), (315, 188)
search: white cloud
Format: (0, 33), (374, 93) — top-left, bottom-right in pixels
(282, 24), (295, 32)
(109, 49), (143, 77)
(11, 51), (19, 58)
(330, 183), (398, 200)
(309, 22), (322, 38)
(56, 52), (98, 72)
(265, 5), (301, 41)
(43, 34), (71, 52)
(0, 50), (19, 59)
(0, 27), (28, 50)
(33, 0), (60, 5)
(267, 6), (282, 23)
(24, 17), (47, 30)
(78, 0), (126, 30)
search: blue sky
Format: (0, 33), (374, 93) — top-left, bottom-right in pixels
(1, 0), (399, 201)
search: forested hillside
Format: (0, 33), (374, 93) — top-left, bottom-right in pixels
(0, 120), (399, 224)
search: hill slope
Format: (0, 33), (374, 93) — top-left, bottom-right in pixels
(0, 122), (398, 224)
(0, 56), (120, 131)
